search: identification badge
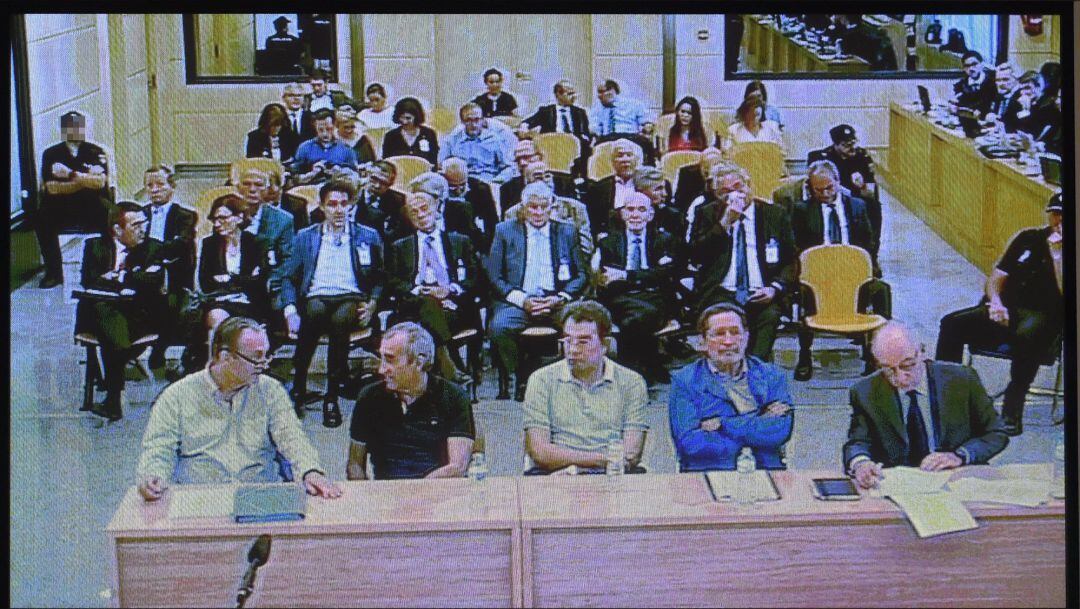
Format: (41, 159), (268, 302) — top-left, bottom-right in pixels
(765, 238), (780, 264)
(557, 260), (571, 282)
(418, 139), (431, 153)
(456, 260), (467, 282)
(357, 243), (372, 266)
(474, 216), (485, 231)
(658, 255), (673, 266)
(1017, 250), (1030, 263)
(267, 250), (277, 267)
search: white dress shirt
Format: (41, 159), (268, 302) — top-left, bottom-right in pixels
(720, 203), (764, 291)
(819, 192), (850, 245)
(148, 201), (173, 243)
(521, 223), (554, 297)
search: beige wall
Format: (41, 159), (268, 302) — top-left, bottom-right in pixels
(106, 14), (151, 197)
(1008, 14), (1060, 73)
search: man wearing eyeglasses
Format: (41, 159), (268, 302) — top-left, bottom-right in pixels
(135, 316), (342, 501)
(806, 124), (880, 243)
(844, 322), (1008, 490)
(949, 50), (997, 118)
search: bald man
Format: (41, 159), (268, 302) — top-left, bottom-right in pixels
(843, 322), (1008, 489)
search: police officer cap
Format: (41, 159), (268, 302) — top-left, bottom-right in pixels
(1045, 192), (1063, 213)
(829, 124), (858, 144)
(273, 16), (290, 27)
(60, 110), (86, 126)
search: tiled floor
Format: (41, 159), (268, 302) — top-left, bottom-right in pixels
(9, 182), (1065, 607)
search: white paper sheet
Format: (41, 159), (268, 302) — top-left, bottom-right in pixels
(168, 486), (236, 519)
(890, 492), (979, 538)
(870, 466), (951, 497)
(946, 478), (1050, 508)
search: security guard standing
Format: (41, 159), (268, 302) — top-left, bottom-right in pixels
(807, 124), (881, 244)
(263, 16), (302, 76)
(35, 111), (114, 289)
(935, 193), (1065, 436)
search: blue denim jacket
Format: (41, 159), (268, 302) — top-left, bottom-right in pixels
(668, 357), (794, 471)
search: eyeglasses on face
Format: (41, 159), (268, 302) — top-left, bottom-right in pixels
(230, 349), (272, 368)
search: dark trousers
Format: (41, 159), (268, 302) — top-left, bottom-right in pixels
(35, 192), (112, 279)
(489, 300), (563, 378)
(863, 192), (883, 248)
(89, 301), (151, 397)
(293, 295), (365, 401)
(936, 303), (1061, 421)
(605, 291), (667, 372)
(699, 289), (782, 362)
(798, 279), (892, 359)
(391, 296), (472, 347)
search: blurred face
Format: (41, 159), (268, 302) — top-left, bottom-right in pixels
(261, 178), (282, 203)
(834, 138), (858, 159)
(807, 172), (839, 203)
(223, 329), (272, 387)
(597, 86), (617, 106)
(996, 69), (1016, 94)
(210, 205), (242, 237)
(640, 181), (667, 206)
(144, 171), (174, 205)
(1048, 210), (1063, 234)
(875, 341), (924, 392)
(314, 117), (335, 143)
(378, 333), (424, 394)
(612, 146), (637, 177)
(461, 107), (484, 136)
(397, 112), (416, 128)
(444, 168), (468, 198)
(703, 311), (748, 369)
(337, 118), (357, 139)
(311, 78), (327, 96)
(555, 84), (576, 106)
(525, 163), (552, 187)
(514, 144), (538, 171)
(677, 103), (694, 127)
(524, 194), (552, 228)
(282, 90), (304, 111)
(406, 195), (438, 232)
(714, 172), (750, 199)
(61, 122), (87, 143)
(562, 320), (605, 371)
(367, 169), (393, 195)
(114, 211), (148, 248)
(368, 91), (386, 111)
(963, 56), (982, 79)
(620, 196), (653, 232)
(1021, 79), (1042, 100)
(485, 72), (503, 94)
(239, 174), (267, 205)
(319, 190), (353, 230)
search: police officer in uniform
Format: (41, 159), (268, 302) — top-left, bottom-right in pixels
(807, 124), (881, 245)
(36, 111), (114, 288)
(935, 193), (1065, 436)
(263, 16), (302, 76)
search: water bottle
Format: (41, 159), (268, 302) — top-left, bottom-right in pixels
(467, 452), (487, 482)
(735, 447), (757, 505)
(606, 433), (625, 476)
(1052, 432), (1065, 499)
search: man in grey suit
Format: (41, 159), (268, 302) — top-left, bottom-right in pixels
(237, 167), (295, 272)
(486, 181), (588, 401)
(844, 322), (1008, 489)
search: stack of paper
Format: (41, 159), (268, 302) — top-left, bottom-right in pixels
(168, 486), (237, 519)
(946, 478), (1050, 508)
(889, 493), (979, 538)
(869, 466), (951, 498)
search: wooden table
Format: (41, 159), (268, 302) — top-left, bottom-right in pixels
(741, 16), (870, 74)
(518, 468), (1065, 607)
(106, 478), (522, 608)
(884, 103), (1058, 274)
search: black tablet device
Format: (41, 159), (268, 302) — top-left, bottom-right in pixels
(811, 477), (861, 501)
(917, 85), (931, 113)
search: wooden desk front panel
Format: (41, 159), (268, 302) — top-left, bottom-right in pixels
(526, 516), (1064, 608)
(116, 529), (517, 608)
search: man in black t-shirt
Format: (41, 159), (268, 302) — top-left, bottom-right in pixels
(347, 322), (475, 480)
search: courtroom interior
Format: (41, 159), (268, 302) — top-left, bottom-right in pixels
(8, 9), (1073, 607)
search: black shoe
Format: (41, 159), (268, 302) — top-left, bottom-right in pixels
(322, 401), (342, 428)
(514, 382), (527, 402)
(289, 387), (322, 407)
(90, 395), (122, 422)
(1002, 417), (1023, 436)
(496, 375), (511, 400)
(38, 275), (62, 289)
(794, 360), (813, 381)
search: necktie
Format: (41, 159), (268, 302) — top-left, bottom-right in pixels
(424, 235), (450, 287)
(607, 107), (616, 136)
(906, 390), (929, 466)
(825, 203), (842, 244)
(291, 112), (300, 133)
(735, 220), (749, 304)
(628, 236), (643, 271)
(560, 108), (571, 133)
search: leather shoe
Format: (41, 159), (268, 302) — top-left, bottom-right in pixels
(322, 401), (342, 428)
(514, 382), (526, 402)
(90, 396), (122, 422)
(289, 387), (322, 407)
(38, 275), (62, 289)
(1002, 417), (1023, 436)
(794, 360), (813, 381)
(496, 375), (511, 400)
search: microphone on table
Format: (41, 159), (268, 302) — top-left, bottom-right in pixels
(236, 534), (272, 608)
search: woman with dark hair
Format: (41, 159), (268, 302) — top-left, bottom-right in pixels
(358, 83), (394, 129)
(472, 68), (518, 117)
(724, 92), (784, 153)
(743, 80), (783, 128)
(335, 108), (377, 164)
(668, 95), (708, 152)
(245, 103), (295, 161)
(382, 97), (440, 164)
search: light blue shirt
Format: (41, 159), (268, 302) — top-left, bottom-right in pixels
(590, 95), (647, 136)
(292, 139), (359, 174)
(439, 126), (513, 183)
(308, 224), (361, 297)
(522, 223), (554, 296)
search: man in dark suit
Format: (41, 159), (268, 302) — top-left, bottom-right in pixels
(833, 14), (897, 71)
(236, 167), (295, 274)
(845, 322), (1008, 489)
(485, 181), (588, 400)
(521, 80), (592, 177)
(950, 50), (997, 117)
(270, 181), (384, 428)
(387, 192), (481, 382)
(806, 124), (881, 243)
(76, 201), (166, 421)
(987, 63), (1023, 132)
(596, 192), (681, 384)
(36, 110), (114, 288)
(281, 82), (315, 146)
(692, 166), (797, 362)
(141, 165), (197, 371)
(1014, 71), (1059, 140)
(672, 147), (722, 213)
(499, 139), (577, 215)
(632, 167), (683, 240)
(442, 158), (499, 253)
(263, 167), (312, 232)
(262, 16), (302, 76)
(584, 138), (641, 239)
(356, 161), (406, 240)
(935, 194), (1064, 436)
(791, 160), (892, 380)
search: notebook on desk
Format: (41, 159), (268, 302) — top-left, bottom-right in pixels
(917, 85), (931, 114)
(704, 470), (781, 502)
(1039, 154), (1062, 186)
(233, 483), (307, 524)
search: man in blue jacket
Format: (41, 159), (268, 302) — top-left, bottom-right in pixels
(668, 302), (794, 471)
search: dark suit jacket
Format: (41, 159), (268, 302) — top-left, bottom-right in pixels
(282, 109), (316, 148)
(76, 236), (166, 333)
(143, 202), (197, 293)
(990, 91), (1024, 132)
(843, 362), (1009, 468)
(584, 175), (626, 238)
(359, 188), (407, 238)
(673, 165), (706, 212)
(457, 178), (499, 252)
(693, 201), (797, 310)
(952, 69), (998, 116)
(270, 222), (385, 310)
(792, 193), (878, 263)
(386, 198), (483, 250)
(197, 232), (268, 306)
(273, 193), (314, 233)
(485, 219), (587, 301)
(252, 204), (296, 271)
(596, 228), (682, 306)
(522, 104), (591, 140)
(382, 126), (440, 165)
(386, 230), (480, 310)
(245, 128), (300, 164)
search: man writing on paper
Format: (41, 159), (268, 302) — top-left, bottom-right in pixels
(844, 322), (1009, 490)
(135, 316), (342, 501)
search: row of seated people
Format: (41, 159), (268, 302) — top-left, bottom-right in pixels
(131, 306), (1011, 498)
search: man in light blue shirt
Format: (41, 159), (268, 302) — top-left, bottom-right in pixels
(438, 102), (514, 184)
(292, 109), (359, 184)
(590, 79), (656, 164)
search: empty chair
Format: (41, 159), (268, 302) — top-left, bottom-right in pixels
(383, 155), (433, 193)
(731, 141), (784, 201)
(532, 132), (581, 175)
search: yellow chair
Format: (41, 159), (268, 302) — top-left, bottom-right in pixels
(288, 184), (321, 217)
(364, 128), (389, 159)
(731, 141), (784, 201)
(660, 150), (702, 194)
(383, 155), (433, 193)
(230, 158), (284, 186)
(194, 185), (239, 241)
(494, 115), (522, 129)
(533, 132), (580, 174)
(587, 140), (635, 182)
(799, 244), (887, 371)
(430, 107), (458, 137)
(654, 113), (676, 154)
